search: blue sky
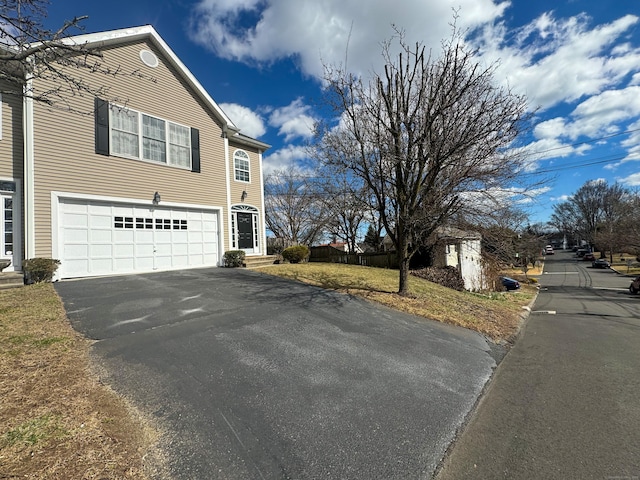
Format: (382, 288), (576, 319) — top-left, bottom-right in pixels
(44, 0), (640, 225)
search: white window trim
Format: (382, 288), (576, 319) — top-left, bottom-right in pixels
(109, 103), (192, 169)
(233, 149), (251, 183)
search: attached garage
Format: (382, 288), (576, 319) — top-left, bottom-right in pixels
(53, 195), (220, 279)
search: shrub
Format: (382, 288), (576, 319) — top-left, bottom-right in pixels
(410, 266), (465, 291)
(281, 245), (309, 264)
(23, 258), (61, 284)
(223, 250), (246, 268)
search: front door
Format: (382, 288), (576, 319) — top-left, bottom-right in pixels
(237, 212), (254, 249)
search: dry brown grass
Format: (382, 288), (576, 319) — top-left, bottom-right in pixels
(0, 283), (157, 479)
(260, 263), (537, 341)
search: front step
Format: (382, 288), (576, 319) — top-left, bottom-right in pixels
(0, 272), (24, 290)
(244, 255), (278, 268)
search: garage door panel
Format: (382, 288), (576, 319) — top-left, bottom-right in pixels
(114, 230), (135, 242)
(64, 228), (88, 243)
(91, 258), (115, 272)
(63, 212), (88, 228)
(89, 229), (112, 243)
(89, 214), (112, 228)
(204, 242), (218, 254)
(63, 201), (88, 213)
(114, 244), (135, 258)
(65, 259), (90, 275)
(114, 258), (135, 271)
(64, 243), (88, 259)
(59, 198), (220, 278)
(90, 244), (112, 258)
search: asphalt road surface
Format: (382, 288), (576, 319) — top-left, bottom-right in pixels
(55, 267), (500, 480)
(436, 250), (640, 480)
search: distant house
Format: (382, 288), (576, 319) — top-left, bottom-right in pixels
(1, 25), (270, 279)
(382, 227), (486, 291)
(318, 241), (364, 254)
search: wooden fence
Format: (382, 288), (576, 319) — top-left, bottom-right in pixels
(309, 246), (398, 269)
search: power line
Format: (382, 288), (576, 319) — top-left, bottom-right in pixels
(526, 125), (640, 157)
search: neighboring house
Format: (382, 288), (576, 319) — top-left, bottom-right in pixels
(318, 242), (364, 254)
(382, 227), (486, 291)
(0, 25), (269, 279)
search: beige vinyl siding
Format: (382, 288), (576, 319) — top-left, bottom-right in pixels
(0, 83), (25, 263)
(229, 144), (264, 208)
(31, 39), (231, 256)
(0, 83), (23, 181)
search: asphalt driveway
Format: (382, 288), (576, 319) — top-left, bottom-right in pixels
(55, 267), (498, 479)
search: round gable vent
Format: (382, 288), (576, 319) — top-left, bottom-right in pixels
(139, 49), (159, 68)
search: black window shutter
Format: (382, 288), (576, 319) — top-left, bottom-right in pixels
(94, 98), (109, 155)
(191, 128), (201, 173)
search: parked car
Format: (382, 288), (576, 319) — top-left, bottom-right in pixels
(582, 253), (596, 261)
(630, 276), (640, 294)
(576, 249), (588, 257)
(592, 258), (611, 269)
(500, 276), (521, 291)
(545, 245), (554, 255)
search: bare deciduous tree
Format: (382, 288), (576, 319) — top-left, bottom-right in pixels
(264, 169), (328, 247)
(0, 0), (154, 111)
(314, 27), (532, 294)
(552, 180), (634, 259)
(549, 201), (581, 247)
(315, 167), (369, 253)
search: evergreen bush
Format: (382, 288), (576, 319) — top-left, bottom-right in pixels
(223, 250), (246, 268)
(281, 245), (309, 264)
(23, 258), (61, 283)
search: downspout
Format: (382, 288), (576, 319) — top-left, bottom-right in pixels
(223, 125), (232, 256)
(23, 63), (35, 259)
(258, 149), (266, 255)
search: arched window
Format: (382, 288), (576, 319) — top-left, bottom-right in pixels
(234, 150), (250, 182)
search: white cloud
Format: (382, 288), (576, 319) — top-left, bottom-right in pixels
(570, 86), (640, 134)
(262, 144), (311, 175)
(189, 0), (509, 80)
(219, 103), (266, 138)
(196, 3), (640, 186)
(619, 172), (640, 186)
(475, 13), (640, 110)
(268, 98), (317, 141)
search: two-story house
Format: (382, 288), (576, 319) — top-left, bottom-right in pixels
(0, 25), (269, 279)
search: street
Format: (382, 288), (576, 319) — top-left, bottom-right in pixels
(436, 250), (640, 479)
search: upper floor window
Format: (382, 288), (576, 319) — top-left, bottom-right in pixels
(234, 150), (250, 182)
(109, 104), (192, 169)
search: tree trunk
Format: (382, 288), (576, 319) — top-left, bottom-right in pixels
(397, 230), (411, 295)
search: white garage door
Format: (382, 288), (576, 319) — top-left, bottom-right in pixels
(58, 198), (219, 278)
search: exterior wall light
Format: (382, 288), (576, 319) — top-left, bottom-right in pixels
(153, 192), (161, 205)
(241, 190), (247, 201)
